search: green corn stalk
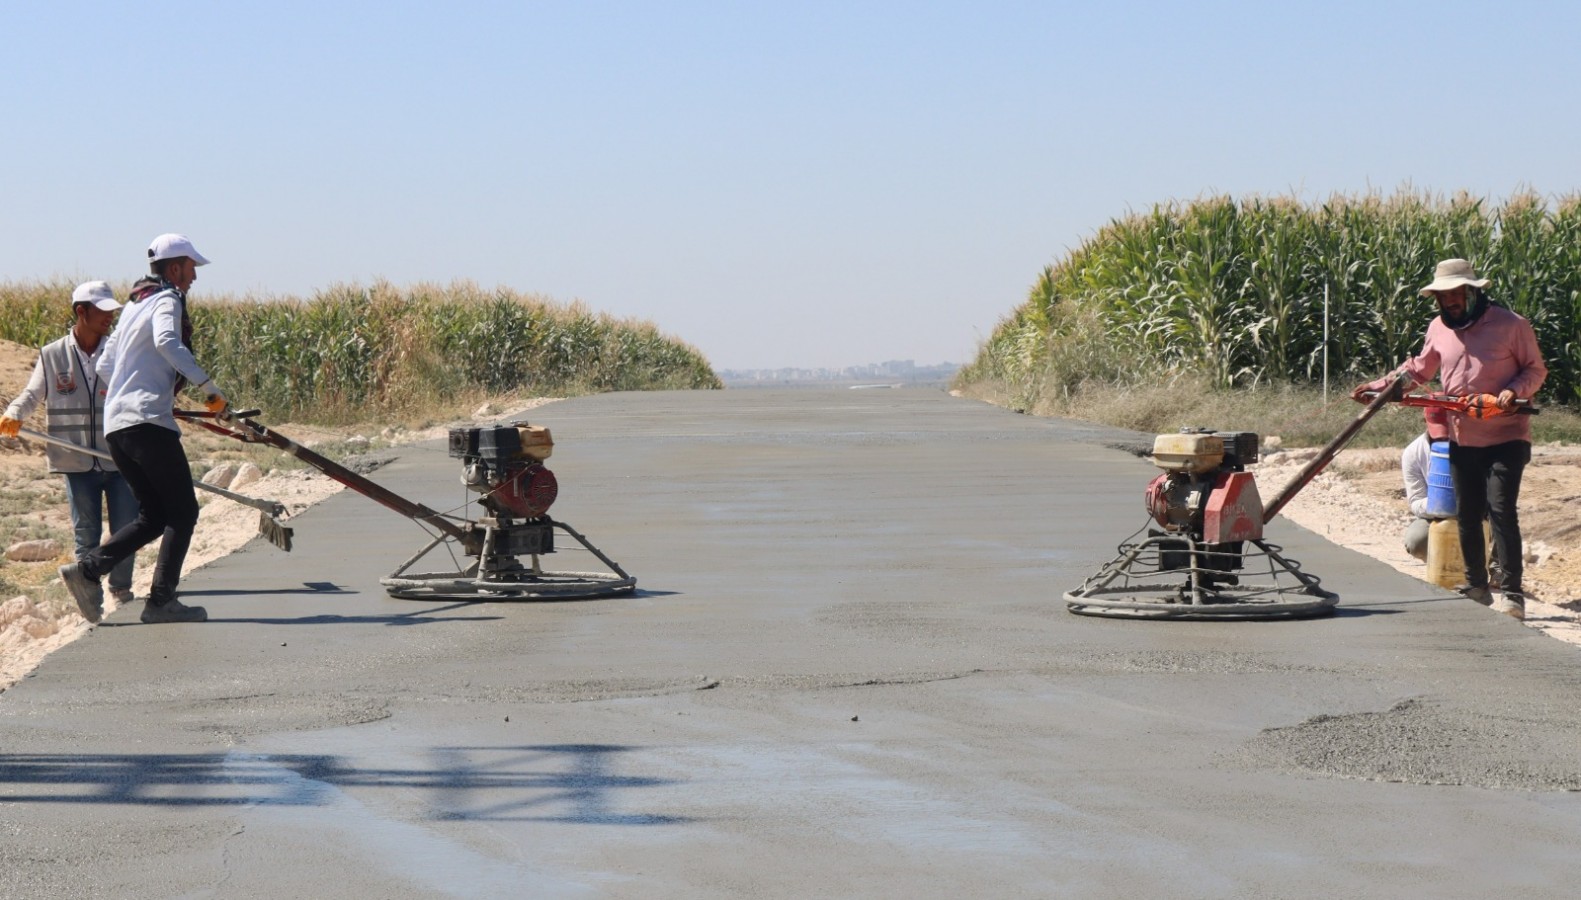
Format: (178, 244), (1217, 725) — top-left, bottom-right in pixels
(958, 189), (1581, 410)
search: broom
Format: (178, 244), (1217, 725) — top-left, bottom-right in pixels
(16, 427), (293, 552)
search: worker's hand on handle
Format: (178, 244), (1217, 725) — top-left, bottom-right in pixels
(0, 414), (20, 438)
(1351, 375), (1405, 405)
(200, 381), (231, 422)
(1496, 389), (1517, 412)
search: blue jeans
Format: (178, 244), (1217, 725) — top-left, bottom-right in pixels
(64, 469), (139, 592)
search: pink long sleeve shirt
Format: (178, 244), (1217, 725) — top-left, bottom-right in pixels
(1374, 305), (1547, 447)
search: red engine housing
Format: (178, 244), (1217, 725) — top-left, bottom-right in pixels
(493, 463), (558, 518)
(1144, 470), (1263, 542)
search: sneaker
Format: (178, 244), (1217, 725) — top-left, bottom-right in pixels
(1456, 584), (1493, 606)
(1492, 592), (1527, 621)
(140, 597), (208, 624)
(109, 587), (135, 608)
(59, 563), (104, 624)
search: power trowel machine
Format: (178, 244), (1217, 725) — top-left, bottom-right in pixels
(182, 410), (635, 601)
(1064, 375), (1541, 619)
(1063, 376), (1368, 619)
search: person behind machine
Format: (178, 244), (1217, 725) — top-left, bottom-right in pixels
(1, 282), (141, 607)
(1352, 258), (1546, 620)
(57, 234), (230, 625)
(1400, 405), (1451, 561)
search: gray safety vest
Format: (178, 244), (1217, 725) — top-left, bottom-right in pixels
(36, 334), (115, 474)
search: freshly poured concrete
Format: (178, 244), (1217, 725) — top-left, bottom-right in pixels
(3, 389), (1580, 898)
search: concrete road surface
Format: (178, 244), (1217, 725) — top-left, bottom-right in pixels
(4, 389), (1581, 899)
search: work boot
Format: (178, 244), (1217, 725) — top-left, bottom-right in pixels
(59, 562), (104, 624)
(140, 597), (208, 624)
(1456, 584), (1493, 606)
(1493, 591), (1527, 621)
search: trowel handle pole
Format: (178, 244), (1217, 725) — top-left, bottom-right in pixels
(230, 419), (472, 543)
(21, 426), (281, 512)
(1262, 373), (1409, 525)
(17, 427), (114, 462)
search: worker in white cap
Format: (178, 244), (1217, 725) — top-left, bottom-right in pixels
(58, 234), (229, 625)
(2, 282), (142, 608)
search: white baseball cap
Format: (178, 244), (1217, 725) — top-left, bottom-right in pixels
(71, 280), (122, 312)
(147, 233), (211, 266)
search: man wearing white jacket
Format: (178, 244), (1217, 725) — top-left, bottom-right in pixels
(58, 234), (230, 625)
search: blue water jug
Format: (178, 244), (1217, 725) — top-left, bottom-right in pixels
(1424, 440), (1455, 518)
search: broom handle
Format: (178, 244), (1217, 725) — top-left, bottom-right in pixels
(1261, 373), (1409, 525)
(17, 427), (284, 515)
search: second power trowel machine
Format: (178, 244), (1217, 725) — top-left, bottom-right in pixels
(1062, 375), (1541, 620)
(1062, 422), (1332, 620)
(183, 409), (635, 601)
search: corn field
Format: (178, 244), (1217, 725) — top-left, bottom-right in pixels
(0, 280), (720, 420)
(958, 191), (1581, 409)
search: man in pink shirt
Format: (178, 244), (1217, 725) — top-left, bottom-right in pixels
(1352, 259), (1547, 619)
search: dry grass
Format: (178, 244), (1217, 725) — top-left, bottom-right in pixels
(955, 372), (1581, 449)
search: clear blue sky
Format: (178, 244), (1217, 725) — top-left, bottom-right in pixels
(3, 1), (1579, 370)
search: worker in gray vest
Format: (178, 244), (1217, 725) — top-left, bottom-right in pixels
(58, 234), (229, 625)
(1, 281), (140, 607)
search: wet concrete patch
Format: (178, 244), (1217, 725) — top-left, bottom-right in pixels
(1056, 649), (1334, 676)
(408, 675), (722, 704)
(815, 601), (977, 639)
(1236, 697), (1581, 791)
(725, 670), (986, 691)
(170, 693), (392, 736)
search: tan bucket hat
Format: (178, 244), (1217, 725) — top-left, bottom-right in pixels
(1419, 258), (1490, 296)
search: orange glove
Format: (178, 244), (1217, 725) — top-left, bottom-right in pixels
(199, 381), (230, 418)
(0, 414), (20, 438)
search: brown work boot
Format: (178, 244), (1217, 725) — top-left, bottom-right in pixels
(59, 563), (104, 623)
(1493, 591), (1526, 620)
(1456, 584), (1493, 607)
(140, 597), (208, 624)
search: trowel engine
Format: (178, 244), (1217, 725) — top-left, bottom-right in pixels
(1143, 429), (1263, 576)
(452, 423), (559, 520)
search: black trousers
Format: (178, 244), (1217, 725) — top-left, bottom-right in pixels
(1449, 439), (1530, 592)
(84, 423), (200, 602)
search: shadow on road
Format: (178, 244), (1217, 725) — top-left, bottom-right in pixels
(0, 744), (690, 824)
(204, 613), (507, 626)
(100, 600), (504, 627)
(181, 582), (355, 597)
(1335, 596), (1456, 612)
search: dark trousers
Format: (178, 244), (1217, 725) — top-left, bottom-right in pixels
(84, 423), (200, 602)
(1449, 439), (1530, 592)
